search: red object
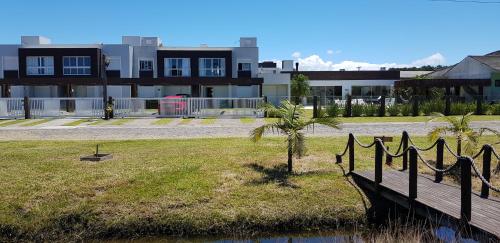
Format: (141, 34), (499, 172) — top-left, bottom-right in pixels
(159, 96), (187, 114)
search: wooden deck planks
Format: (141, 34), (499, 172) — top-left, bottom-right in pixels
(353, 170), (500, 237)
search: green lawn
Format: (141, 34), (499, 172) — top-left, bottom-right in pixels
(0, 136), (498, 241)
(153, 118), (174, 125)
(200, 117), (217, 125)
(240, 117), (256, 124)
(0, 119), (30, 127)
(108, 118), (134, 126)
(62, 119), (93, 126)
(20, 119), (52, 127)
(179, 118), (193, 125)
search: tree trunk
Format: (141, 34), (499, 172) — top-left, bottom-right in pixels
(288, 138), (293, 173)
(457, 138), (462, 156)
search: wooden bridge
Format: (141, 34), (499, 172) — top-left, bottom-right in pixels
(336, 132), (500, 239)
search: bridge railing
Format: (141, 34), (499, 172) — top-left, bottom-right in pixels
(335, 131), (500, 222)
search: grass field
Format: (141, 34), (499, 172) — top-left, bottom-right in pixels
(179, 118), (193, 125)
(62, 119), (92, 126)
(0, 119), (29, 127)
(0, 136), (498, 241)
(153, 118), (174, 125)
(20, 119), (52, 127)
(240, 117), (256, 124)
(200, 117), (217, 125)
(108, 118), (134, 126)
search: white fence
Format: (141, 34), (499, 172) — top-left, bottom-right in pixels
(159, 97), (264, 118)
(0, 98), (24, 118)
(113, 98), (159, 117)
(0, 97), (264, 119)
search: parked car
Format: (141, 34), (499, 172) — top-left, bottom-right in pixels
(158, 95), (188, 116)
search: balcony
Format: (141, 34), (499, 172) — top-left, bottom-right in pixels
(238, 70), (251, 78)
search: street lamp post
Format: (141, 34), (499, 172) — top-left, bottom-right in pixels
(101, 55), (110, 119)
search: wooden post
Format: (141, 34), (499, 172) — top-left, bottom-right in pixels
(445, 86), (451, 116)
(402, 131), (409, 171)
(263, 96), (268, 117)
(481, 145), (492, 198)
(313, 96), (318, 118)
(108, 96), (114, 119)
(409, 147), (418, 199)
(412, 95), (419, 117)
(460, 157), (472, 222)
(345, 95), (352, 117)
(476, 85), (483, 115)
(435, 138), (444, 183)
(379, 95), (386, 117)
(348, 133), (355, 173)
(375, 140), (383, 185)
(131, 84), (138, 98)
(23, 96), (31, 119)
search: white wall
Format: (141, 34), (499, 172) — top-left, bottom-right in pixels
(232, 47), (259, 78)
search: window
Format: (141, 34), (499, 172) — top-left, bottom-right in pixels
(26, 56), (54, 75)
(165, 58), (190, 77)
(199, 58), (225, 77)
(140, 60), (153, 71)
(63, 56), (91, 75)
(495, 80), (500, 87)
(238, 63), (251, 71)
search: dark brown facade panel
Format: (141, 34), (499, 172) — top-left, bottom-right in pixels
(106, 70), (121, 78)
(3, 70), (18, 79)
(157, 50), (232, 78)
(0, 77), (263, 86)
(18, 48), (101, 79)
(289, 71), (401, 80)
(394, 79), (491, 88)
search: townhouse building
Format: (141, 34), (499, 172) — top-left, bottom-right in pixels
(0, 36), (263, 98)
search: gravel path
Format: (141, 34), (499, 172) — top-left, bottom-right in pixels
(0, 119), (498, 140)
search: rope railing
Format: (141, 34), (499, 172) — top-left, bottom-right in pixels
(352, 136), (377, 149)
(416, 150), (460, 173)
(469, 157), (500, 193)
(335, 131), (500, 219)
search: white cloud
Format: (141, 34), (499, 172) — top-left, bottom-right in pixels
(327, 49), (342, 55)
(291, 51), (301, 59)
(410, 53), (446, 67)
(292, 53), (446, 71)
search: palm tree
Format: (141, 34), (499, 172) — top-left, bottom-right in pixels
(251, 100), (341, 173)
(428, 112), (499, 156)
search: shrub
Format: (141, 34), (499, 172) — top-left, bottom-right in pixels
(363, 104), (377, 117)
(450, 102), (475, 115)
(489, 103), (500, 115)
(351, 104), (363, 117)
(326, 103), (341, 117)
(387, 105), (400, 116)
(400, 103), (412, 116)
(420, 99), (445, 115)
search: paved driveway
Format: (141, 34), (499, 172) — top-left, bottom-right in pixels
(0, 118), (499, 140)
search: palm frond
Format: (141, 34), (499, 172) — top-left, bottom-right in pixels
(428, 127), (448, 141)
(250, 123), (279, 142)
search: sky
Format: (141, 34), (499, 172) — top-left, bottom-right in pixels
(0, 0), (499, 70)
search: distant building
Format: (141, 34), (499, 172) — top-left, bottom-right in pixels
(395, 51), (500, 101)
(0, 36), (263, 98)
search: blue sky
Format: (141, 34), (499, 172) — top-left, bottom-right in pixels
(0, 0), (498, 70)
